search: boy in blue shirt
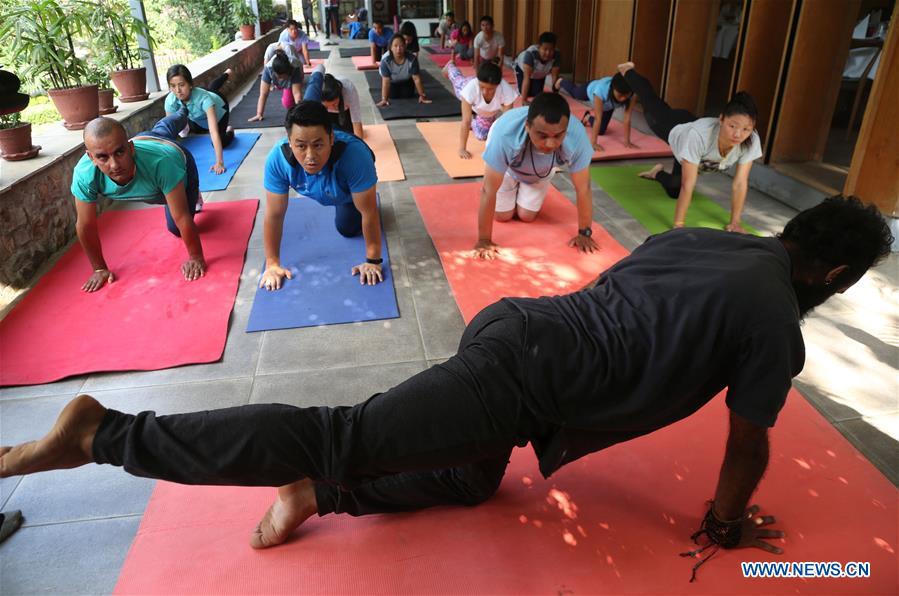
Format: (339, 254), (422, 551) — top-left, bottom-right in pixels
(260, 102), (383, 290)
(368, 20), (393, 62)
(475, 92), (598, 259)
(71, 110), (205, 292)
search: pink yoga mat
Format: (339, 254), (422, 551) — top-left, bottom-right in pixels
(0, 200), (258, 386)
(351, 55), (380, 70)
(302, 58), (325, 74)
(113, 390), (897, 595)
(413, 182), (628, 323)
(561, 94), (673, 161)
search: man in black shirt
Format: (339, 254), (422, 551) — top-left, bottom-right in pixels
(0, 196), (892, 561)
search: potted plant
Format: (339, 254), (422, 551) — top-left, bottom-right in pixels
(232, 0), (258, 41)
(258, 0), (276, 34)
(0, 70), (41, 161)
(84, 0), (153, 103)
(85, 64), (118, 115)
(0, 0), (98, 130)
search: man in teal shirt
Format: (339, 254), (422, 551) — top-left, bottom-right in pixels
(70, 109), (206, 292)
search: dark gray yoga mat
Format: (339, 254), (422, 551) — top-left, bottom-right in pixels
(339, 47), (372, 57)
(230, 76), (290, 129)
(364, 70), (461, 120)
(309, 49), (331, 59)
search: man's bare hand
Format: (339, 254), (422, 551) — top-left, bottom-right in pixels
(737, 504), (784, 554)
(82, 269), (114, 292)
(473, 239), (500, 260)
(568, 234), (599, 253)
(181, 257), (207, 281)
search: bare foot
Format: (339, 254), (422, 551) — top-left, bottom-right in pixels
(617, 61), (635, 75)
(638, 163), (664, 180)
(250, 478), (318, 549)
(553, 77), (563, 92)
(0, 394), (107, 478)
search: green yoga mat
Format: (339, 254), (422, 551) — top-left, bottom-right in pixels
(590, 165), (759, 236)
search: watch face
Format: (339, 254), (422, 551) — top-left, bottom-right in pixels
(581, 227), (592, 237)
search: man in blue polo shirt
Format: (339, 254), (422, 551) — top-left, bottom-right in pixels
(368, 20), (393, 62)
(475, 92), (598, 259)
(71, 109), (206, 292)
(260, 101), (383, 290)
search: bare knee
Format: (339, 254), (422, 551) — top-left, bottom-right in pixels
(516, 207), (538, 222)
(494, 210), (514, 222)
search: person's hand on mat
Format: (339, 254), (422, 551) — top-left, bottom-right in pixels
(592, 141), (605, 153)
(725, 222), (746, 234)
(376, 99), (390, 108)
(82, 269), (114, 293)
(624, 140), (640, 150)
(418, 95), (432, 104)
(473, 239), (500, 260)
(458, 148), (472, 159)
(211, 161), (226, 175)
(351, 262), (383, 285)
(568, 234), (599, 254)
(248, 114), (264, 122)
(182, 257), (207, 281)
(259, 265), (293, 291)
(736, 504), (785, 554)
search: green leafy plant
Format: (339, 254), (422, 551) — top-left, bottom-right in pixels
(84, 63), (112, 90)
(231, 0), (257, 28)
(0, 0), (91, 90)
(0, 112), (23, 130)
(83, 0), (154, 71)
(257, 0), (276, 21)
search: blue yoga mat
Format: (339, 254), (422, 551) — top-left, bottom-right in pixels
(246, 198), (399, 332)
(180, 132), (261, 192)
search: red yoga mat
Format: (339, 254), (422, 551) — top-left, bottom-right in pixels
(413, 182), (628, 323)
(113, 391), (897, 595)
(0, 200), (258, 386)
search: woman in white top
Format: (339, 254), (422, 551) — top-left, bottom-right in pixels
(303, 64), (364, 138)
(619, 62), (762, 232)
(443, 60), (519, 159)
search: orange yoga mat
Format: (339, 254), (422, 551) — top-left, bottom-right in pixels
(351, 55), (379, 70)
(416, 121), (486, 178)
(113, 390), (897, 594)
(562, 94), (673, 161)
(413, 182), (628, 322)
(364, 123), (405, 182)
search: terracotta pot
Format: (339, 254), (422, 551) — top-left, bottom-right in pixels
(98, 88), (118, 115)
(48, 85), (99, 130)
(110, 67), (150, 103)
(0, 121), (41, 161)
(240, 24), (255, 40)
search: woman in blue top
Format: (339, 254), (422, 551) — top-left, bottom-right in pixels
(165, 65), (234, 175)
(556, 73), (637, 152)
(260, 101), (384, 291)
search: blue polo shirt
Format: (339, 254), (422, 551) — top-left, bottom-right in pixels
(264, 130), (377, 205)
(586, 77), (615, 112)
(483, 107), (593, 184)
(368, 27), (393, 48)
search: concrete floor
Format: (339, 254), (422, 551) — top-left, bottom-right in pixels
(1, 40), (897, 594)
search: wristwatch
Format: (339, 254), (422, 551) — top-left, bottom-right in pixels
(578, 226), (593, 238)
(366, 257), (383, 265)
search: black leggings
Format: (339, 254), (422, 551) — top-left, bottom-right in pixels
(624, 69), (695, 198)
(389, 77), (416, 99)
(92, 301), (548, 517)
(187, 72), (234, 148)
(514, 67), (546, 98)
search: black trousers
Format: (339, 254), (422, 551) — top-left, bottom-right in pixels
(187, 72), (235, 148)
(92, 301), (547, 516)
(625, 69), (694, 198)
(325, 6), (340, 37)
(514, 66), (546, 98)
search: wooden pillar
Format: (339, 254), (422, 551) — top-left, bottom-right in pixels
(845, 17), (899, 215)
(490, 0), (514, 57)
(573, 0), (598, 82)
(451, 0), (466, 21)
(733, 0), (796, 143)
(591, 0), (635, 79)
(514, 0), (537, 55)
(630, 0), (673, 94)
(664, 0), (719, 115)
(536, 0), (552, 35)
(770, 0), (861, 163)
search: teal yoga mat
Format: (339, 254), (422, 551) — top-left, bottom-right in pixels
(589, 165), (759, 235)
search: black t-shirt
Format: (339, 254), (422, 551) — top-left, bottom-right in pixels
(505, 228), (805, 477)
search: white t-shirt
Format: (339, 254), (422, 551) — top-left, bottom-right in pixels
(459, 78), (519, 118)
(473, 31), (505, 60)
(668, 117), (763, 172)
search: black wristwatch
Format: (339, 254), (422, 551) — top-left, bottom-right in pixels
(578, 226), (593, 238)
(366, 257), (383, 265)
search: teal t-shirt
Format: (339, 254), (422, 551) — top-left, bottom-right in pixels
(164, 87), (225, 129)
(71, 139), (187, 204)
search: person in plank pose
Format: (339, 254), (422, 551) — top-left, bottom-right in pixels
(376, 35), (431, 107)
(278, 19), (313, 66)
(248, 44), (305, 123)
(474, 92), (597, 259)
(442, 60), (518, 159)
(618, 62), (762, 232)
(368, 20), (393, 63)
(72, 110), (206, 292)
(164, 65), (235, 175)
(257, 102), (383, 290)
(436, 11), (457, 49)
(514, 31), (561, 103)
(304, 63), (365, 138)
(555, 72), (637, 152)
(3, 198), (891, 581)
